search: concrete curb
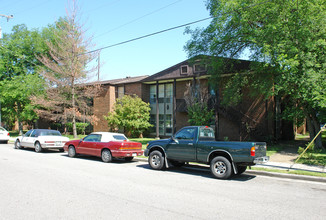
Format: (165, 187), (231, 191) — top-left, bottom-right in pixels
(134, 157), (326, 183)
(246, 170), (326, 183)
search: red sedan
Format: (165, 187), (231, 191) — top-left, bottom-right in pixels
(63, 132), (143, 162)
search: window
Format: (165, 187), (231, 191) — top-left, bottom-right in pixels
(117, 86), (124, 98)
(180, 65), (188, 75)
(39, 130), (61, 136)
(24, 130), (33, 137)
(31, 130), (38, 137)
(150, 85), (156, 104)
(84, 134), (101, 142)
(175, 128), (195, 140)
(199, 127), (215, 141)
(194, 64), (206, 72)
(113, 135), (127, 141)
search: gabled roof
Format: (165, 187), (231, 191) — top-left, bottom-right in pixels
(141, 59), (206, 82)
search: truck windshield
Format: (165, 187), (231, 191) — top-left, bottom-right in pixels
(199, 127), (215, 141)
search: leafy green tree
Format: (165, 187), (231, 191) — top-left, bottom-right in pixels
(0, 74), (45, 133)
(184, 80), (214, 126)
(0, 24), (45, 81)
(185, 0), (326, 149)
(104, 95), (152, 137)
(188, 103), (214, 126)
(0, 24), (48, 133)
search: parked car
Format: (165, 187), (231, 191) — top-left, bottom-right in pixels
(144, 126), (269, 179)
(63, 132), (143, 162)
(15, 129), (69, 152)
(0, 126), (10, 144)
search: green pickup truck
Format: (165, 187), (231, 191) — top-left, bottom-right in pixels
(144, 126), (269, 179)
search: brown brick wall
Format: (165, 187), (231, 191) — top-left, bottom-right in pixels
(93, 85), (116, 131)
(125, 83), (142, 98)
(92, 76), (276, 141)
(218, 116), (240, 141)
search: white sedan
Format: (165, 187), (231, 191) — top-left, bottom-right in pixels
(0, 126), (10, 144)
(15, 129), (69, 153)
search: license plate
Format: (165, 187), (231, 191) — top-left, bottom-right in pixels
(132, 153), (137, 156)
(55, 141), (62, 146)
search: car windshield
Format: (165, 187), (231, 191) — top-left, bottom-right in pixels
(113, 135), (127, 141)
(39, 130), (62, 136)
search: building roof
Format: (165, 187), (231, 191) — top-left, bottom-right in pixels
(88, 57), (252, 85)
(99, 75), (149, 85)
(143, 60), (207, 82)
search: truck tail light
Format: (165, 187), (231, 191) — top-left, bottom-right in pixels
(7, 133), (10, 136)
(251, 146), (255, 157)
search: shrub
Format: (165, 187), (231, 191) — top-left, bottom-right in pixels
(66, 122), (89, 134)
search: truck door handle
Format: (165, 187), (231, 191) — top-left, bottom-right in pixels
(188, 143), (193, 145)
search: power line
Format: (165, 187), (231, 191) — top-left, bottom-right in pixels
(84, 16), (212, 55)
(82, 0), (272, 56)
(94, 0), (183, 39)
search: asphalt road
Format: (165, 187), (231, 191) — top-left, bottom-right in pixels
(1, 143), (325, 220)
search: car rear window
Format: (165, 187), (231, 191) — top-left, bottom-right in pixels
(113, 135), (127, 141)
(0, 127), (5, 131)
(40, 130), (62, 136)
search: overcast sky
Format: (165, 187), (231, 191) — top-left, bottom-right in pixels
(0, 0), (211, 81)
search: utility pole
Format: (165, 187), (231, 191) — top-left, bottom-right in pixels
(0, 14), (13, 126)
(97, 51), (100, 81)
(0, 14), (13, 39)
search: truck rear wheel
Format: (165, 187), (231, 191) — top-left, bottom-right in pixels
(210, 156), (232, 179)
(149, 150), (165, 170)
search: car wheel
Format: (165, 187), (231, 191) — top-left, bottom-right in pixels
(35, 142), (43, 153)
(101, 149), (112, 163)
(124, 157), (134, 162)
(169, 160), (185, 167)
(14, 140), (21, 149)
(68, 146), (76, 157)
(236, 165), (247, 175)
(210, 156), (232, 179)
(149, 150), (165, 170)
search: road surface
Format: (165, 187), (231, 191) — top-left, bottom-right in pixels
(0, 143), (325, 219)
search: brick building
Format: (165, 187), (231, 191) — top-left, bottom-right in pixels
(93, 58), (285, 141)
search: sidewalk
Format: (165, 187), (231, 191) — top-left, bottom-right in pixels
(248, 161), (326, 183)
(255, 161), (326, 173)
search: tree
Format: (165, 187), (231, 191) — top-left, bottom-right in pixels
(35, 0), (100, 138)
(104, 95), (152, 137)
(0, 74), (45, 133)
(184, 80), (214, 126)
(0, 24), (48, 133)
(185, 0), (326, 149)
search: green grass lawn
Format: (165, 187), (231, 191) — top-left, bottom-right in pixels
(129, 138), (156, 149)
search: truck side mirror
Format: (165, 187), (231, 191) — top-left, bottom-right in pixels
(171, 136), (179, 144)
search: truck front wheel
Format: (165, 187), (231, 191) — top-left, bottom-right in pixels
(210, 156), (232, 179)
(149, 150), (165, 170)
